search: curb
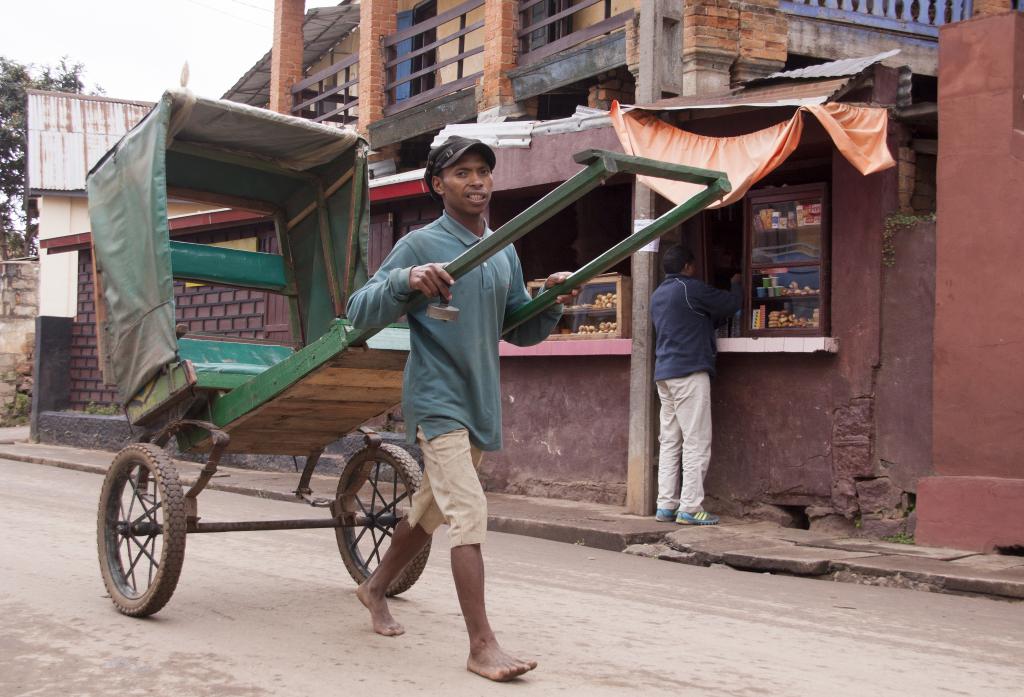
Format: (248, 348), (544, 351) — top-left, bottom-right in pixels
(7, 446), (1024, 600)
(488, 515), (666, 552)
(0, 447), (660, 552)
(0, 448), (313, 505)
(625, 541), (1024, 602)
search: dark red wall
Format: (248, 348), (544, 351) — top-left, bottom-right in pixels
(704, 150), (913, 521)
(874, 220), (936, 493)
(483, 356), (630, 504)
(931, 13), (1024, 480)
(918, 13), (1024, 551)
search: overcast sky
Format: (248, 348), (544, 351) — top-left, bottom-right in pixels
(1, 0), (342, 102)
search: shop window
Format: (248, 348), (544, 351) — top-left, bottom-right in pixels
(702, 183), (830, 337)
(745, 184), (829, 336)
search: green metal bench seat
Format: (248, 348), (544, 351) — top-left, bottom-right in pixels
(178, 338), (295, 390)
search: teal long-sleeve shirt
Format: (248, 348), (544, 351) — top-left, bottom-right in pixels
(346, 212), (563, 451)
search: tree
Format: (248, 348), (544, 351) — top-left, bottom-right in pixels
(0, 57), (97, 259)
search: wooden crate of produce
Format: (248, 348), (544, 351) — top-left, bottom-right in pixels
(526, 273), (631, 340)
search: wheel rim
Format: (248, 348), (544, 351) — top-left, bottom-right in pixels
(342, 458), (412, 577)
(103, 462), (166, 600)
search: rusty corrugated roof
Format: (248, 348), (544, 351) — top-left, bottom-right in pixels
(27, 90), (153, 192)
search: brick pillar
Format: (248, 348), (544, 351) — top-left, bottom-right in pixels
(477, 0), (519, 115)
(973, 0), (1014, 14)
(733, 0), (787, 84)
(625, 13), (641, 83)
(270, 0), (306, 115)
(681, 0), (739, 96)
(358, 0), (398, 134)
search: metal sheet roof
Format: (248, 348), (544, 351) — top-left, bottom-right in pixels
(222, 3), (360, 107)
(628, 50), (902, 113)
(744, 49), (902, 85)
(26, 90), (153, 192)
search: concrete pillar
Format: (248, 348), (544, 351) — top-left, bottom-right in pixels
(270, 0), (306, 115)
(626, 0), (677, 515)
(358, 0), (398, 134)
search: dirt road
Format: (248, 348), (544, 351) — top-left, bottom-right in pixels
(2, 458), (1021, 696)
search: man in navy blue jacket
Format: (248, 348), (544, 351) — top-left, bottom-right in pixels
(650, 245), (741, 525)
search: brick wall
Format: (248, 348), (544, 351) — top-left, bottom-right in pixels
(587, 68), (637, 109)
(70, 251), (118, 408)
(0, 261), (39, 424)
(736, 0), (787, 81)
(70, 224), (280, 409)
(270, 0), (306, 115)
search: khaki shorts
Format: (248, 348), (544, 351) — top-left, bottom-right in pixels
(407, 427), (487, 547)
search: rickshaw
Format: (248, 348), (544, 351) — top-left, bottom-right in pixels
(89, 89), (730, 617)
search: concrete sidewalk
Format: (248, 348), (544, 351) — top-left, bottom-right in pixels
(1, 430), (1021, 601)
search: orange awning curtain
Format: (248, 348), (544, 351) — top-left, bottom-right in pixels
(610, 101), (896, 208)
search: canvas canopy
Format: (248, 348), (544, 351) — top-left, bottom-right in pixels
(609, 100), (895, 208)
(87, 89), (367, 404)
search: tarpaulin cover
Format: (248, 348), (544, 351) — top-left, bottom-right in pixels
(87, 89), (365, 404)
(610, 101), (895, 208)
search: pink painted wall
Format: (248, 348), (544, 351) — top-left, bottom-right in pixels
(919, 12), (1024, 551)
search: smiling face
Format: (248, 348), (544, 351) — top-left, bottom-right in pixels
(432, 150), (493, 230)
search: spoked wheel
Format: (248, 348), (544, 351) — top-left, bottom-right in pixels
(335, 443), (429, 596)
(97, 443), (187, 616)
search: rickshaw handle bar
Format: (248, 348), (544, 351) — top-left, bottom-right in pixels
(346, 150), (730, 346)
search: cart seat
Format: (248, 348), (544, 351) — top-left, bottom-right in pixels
(179, 338), (295, 390)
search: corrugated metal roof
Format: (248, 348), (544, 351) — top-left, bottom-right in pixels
(743, 49), (902, 85)
(222, 3), (360, 107)
(27, 91), (153, 192)
(629, 50), (901, 113)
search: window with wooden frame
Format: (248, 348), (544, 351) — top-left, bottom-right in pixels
(744, 183), (829, 336)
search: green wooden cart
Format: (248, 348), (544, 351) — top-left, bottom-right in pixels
(89, 89), (730, 617)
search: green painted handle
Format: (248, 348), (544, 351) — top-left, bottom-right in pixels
(348, 149), (730, 346)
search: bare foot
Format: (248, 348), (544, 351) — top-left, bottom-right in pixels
(467, 641), (537, 682)
(356, 581), (404, 636)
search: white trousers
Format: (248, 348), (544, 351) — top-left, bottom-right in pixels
(656, 372), (712, 513)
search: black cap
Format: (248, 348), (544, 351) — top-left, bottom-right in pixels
(424, 136), (496, 202)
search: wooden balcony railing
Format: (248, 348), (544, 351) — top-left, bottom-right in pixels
(291, 53), (359, 125)
(518, 0), (634, 66)
(780, 0), (974, 37)
(383, 0), (485, 116)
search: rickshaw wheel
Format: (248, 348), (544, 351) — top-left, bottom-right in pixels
(335, 443), (430, 596)
(97, 443), (187, 617)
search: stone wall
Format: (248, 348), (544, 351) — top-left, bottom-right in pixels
(0, 261), (39, 425)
